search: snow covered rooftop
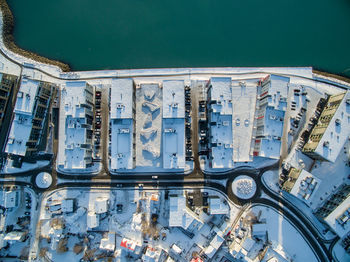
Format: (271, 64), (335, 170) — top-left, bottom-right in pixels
(208, 77), (233, 115)
(209, 197), (229, 215)
(110, 79), (135, 170)
(324, 195), (350, 238)
(64, 81), (93, 118)
(209, 113), (233, 168)
(305, 91), (350, 162)
(207, 77), (234, 169)
(5, 78), (40, 156)
(0, 190), (19, 209)
(169, 193), (203, 230)
(110, 79), (134, 119)
(163, 118), (185, 169)
(162, 80), (185, 118)
(231, 83), (256, 162)
(261, 74), (289, 111)
(254, 75), (289, 159)
(58, 81), (94, 170)
(288, 169), (321, 205)
(162, 80), (185, 169)
(100, 232), (116, 251)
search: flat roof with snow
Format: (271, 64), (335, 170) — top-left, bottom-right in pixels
(162, 80), (185, 118)
(110, 79), (135, 170)
(231, 83), (256, 162)
(162, 80), (185, 169)
(58, 81), (94, 170)
(169, 194), (202, 230)
(163, 118), (185, 169)
(208, 77), (234, 169)
(289, 169), (321, 205)
(324, 195), (350, 238)
(5, 78), (39, 156)
(209, 197), (229, 215)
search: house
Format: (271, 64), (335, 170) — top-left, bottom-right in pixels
(100, 232), (116, 251)
(209, 196), (229, 215)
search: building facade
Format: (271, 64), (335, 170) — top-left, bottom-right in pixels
(303, 91), (350, 162)
(0, 73), (18, 131)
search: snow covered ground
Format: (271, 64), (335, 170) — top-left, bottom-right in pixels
(249, 205), (318, 262)
(1, 160), (49, 174)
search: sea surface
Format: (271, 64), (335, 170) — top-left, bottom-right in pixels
(7, 0), (350, 77)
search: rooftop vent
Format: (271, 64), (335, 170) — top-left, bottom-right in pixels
(323, 141), (330, 147)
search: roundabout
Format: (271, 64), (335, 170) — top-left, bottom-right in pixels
(35, 172), (53, 189)
(232, 175), (257, 199)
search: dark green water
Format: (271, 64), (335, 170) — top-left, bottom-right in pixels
(7, 0), (350, 76)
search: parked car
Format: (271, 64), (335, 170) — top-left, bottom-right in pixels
(117, 204), (123, 213)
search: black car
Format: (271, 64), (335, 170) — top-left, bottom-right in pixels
(117, 204), (123, 213)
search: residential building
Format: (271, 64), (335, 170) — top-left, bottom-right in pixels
(315, 184), (350, 220)
(0, 73), (18, 130)
(5, 78), (56, 164)
(303, 91), (350, 162)
(252, 75), (289, 159)
(109, 78), (136, 171)
(209, 196), (229, 215)
(169, 193), (204, 232)
(282, 168), (321, 206)
(57, 81), (94, 171)
(162, 80), (185, 169)
(207, 77), (234, 169)
(324, 194), (350, 238)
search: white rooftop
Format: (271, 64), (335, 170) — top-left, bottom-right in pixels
(110, 79), (135, 170)
(231, 83), (256, 162)
(163, 118), (185, 169)
(313, 91), (350, 162)
(209, 114), (233, 168)
(58, 81), (94, 170)
(162, 80), (185, 118)
(110, 79), (134, 119)
(5, 78), (40, 156)
(209, 197), (229, 215)
(87, 212), (99, 229)
(64, 81), (93, 118)
(262, 74), (289, 110)
(0, 190), (19, 209)
(324, 195), (350, 238)
(100, 232), (116, 251)
(169, 194), (202, 230)
(289, 169), (321, 205)
(208, 77), (233, 115)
